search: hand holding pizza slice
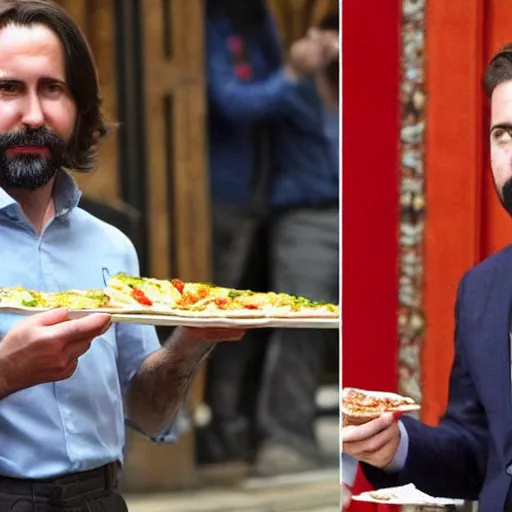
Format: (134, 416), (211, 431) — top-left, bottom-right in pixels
(341, 390), (416, 469)
(341, 387), (420, 426)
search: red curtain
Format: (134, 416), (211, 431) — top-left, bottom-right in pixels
(342, 0), (401, 507)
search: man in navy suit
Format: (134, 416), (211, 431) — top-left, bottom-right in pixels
(342, 44), (512, 512)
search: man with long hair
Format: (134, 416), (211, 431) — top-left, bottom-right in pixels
(0, 1), (244, 509)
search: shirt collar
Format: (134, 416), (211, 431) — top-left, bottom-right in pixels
(53, 170), (82, 217)
(0, 169), (82, 218)
(0, 186), (16, 211)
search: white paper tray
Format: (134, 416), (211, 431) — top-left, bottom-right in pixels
(352, 484), (463, 507)
(0, 307), (339, 329)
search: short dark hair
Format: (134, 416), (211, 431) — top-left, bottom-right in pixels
(208, 0), (267, 34)
(0, 0), (111, 172)
(484, 43), (512, 98)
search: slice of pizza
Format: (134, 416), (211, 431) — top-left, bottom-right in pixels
(262, 294), (339, 318)
(177, 281), (232, 303)
(355, 484), (414, 502)
(172, 284), (339, 318)
(166, 283), (261, 317)
(106, 273), (182, 309)
(353, 484), (445, 505)
(43, 289), (111, 309)
(0, 287), (112, 310)
(341, 387), (420, 426)
(226, 291), (338, 318)
(104, 273), (339, 318)
(0, 286), (46, 308)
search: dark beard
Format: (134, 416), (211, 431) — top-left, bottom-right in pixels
(0, 127), (68, 190)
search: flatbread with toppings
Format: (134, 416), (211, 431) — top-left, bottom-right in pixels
(342, 387), (420, 426)
(0, 272), (339, 320)
(105, 273), (338, 318)
(0, 287), (110, 310)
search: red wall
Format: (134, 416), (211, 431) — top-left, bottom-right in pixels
(342, 0), (401, 506)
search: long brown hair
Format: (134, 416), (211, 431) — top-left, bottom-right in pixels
(0, 0), (111, 172)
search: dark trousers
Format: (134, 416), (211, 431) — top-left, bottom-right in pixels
(257, 207), (339, 456)
(0, 464), (127, 512)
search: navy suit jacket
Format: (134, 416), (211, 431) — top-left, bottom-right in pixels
(363, 245), (512, 512)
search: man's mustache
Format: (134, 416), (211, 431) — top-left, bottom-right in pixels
(0, 127), (64, 154)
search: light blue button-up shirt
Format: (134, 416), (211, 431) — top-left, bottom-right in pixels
(0, 170), (175, 479)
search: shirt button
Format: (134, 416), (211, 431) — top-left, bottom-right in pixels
(506, 464), (512, 475)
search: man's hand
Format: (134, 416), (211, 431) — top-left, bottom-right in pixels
(307, 27), (339, 55)
(341, 413), (401, 468)
(286, 36), (337, 79)
(0, 308), (111, 396)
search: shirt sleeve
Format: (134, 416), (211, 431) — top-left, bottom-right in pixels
(114, 236), (180, 443)
(382, 420), (409, 472)
(341, 454), (359, 486)
(206, 19), (299, 123)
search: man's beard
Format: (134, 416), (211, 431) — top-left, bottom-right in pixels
(0, 127), (68, 190)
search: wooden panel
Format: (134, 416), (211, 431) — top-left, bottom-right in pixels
(83, 0), (120, 207)
(422, 0), (484, 426)
(56, 0), (87, 30)
(141, 0), (209, 281)
(56, 0), (120, 207)
(173, 86), (211, 282)
(140, 0), (169, 279)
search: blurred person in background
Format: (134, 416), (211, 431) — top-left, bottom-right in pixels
(199, 0), (337, 465)
(254, 9), (340, 477)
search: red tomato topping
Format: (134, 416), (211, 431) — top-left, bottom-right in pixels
(172, 279), (185, 294)
(245, 304), (259, 310)
(197, 287), (209, 300)
(215, 298), (229, 308)
(132, 288), (153, 306)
